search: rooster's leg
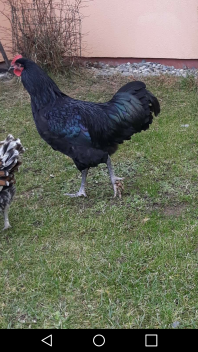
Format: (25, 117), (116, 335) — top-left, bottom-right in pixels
(3, 205), (11, 230)
(107, 156), (124, 198)
(64, 168), (88, 197)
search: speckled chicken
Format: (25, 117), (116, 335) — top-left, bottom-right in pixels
(0, 135), (24, 230)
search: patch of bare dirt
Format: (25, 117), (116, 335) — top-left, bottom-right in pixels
(163, 203), (187, 216)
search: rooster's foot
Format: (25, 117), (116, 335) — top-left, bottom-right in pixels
(112, 177), (124, 198)
(3, 223), (11, 231)
(64, 169), (88, 198)
(64, 190), (87, 198)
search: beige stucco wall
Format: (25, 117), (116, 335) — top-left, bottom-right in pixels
(0, 0), (198, 61)
(0, 1), (12, 61)
(80, 0), (198, 59)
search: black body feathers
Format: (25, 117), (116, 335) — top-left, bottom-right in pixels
(16, 58), (160, 171)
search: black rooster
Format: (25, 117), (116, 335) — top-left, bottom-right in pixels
(10, 55), (160, 197)
(0, 134), (24, 230)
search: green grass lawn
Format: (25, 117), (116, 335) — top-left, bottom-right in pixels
(0, 72), (198, 329)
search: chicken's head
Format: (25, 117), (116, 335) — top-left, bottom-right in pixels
(10, 55), (24, 76)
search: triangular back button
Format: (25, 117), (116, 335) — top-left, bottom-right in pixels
(41, 334), (52, 347)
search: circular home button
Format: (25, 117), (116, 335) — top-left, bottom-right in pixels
(93, 334), (105, 347)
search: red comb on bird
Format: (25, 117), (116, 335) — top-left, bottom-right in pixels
(11, 54), (23, 66)
(11, 54), (24, 76)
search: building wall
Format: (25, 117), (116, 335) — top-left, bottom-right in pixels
(80, 0), (198, 59)
(0, 0), (198, 63)
(0, 1), (12, 62)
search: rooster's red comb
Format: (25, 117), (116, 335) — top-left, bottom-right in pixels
(11, 54), (23, 66)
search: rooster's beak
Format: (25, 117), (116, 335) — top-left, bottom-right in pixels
(8, 65), (14, 71)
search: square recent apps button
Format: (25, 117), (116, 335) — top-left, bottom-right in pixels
(145, 334), (158, 347)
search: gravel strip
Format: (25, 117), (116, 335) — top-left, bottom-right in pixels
(88, 61), (198, 78)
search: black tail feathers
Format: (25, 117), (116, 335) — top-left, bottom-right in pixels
(145, 90), (160, 117)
